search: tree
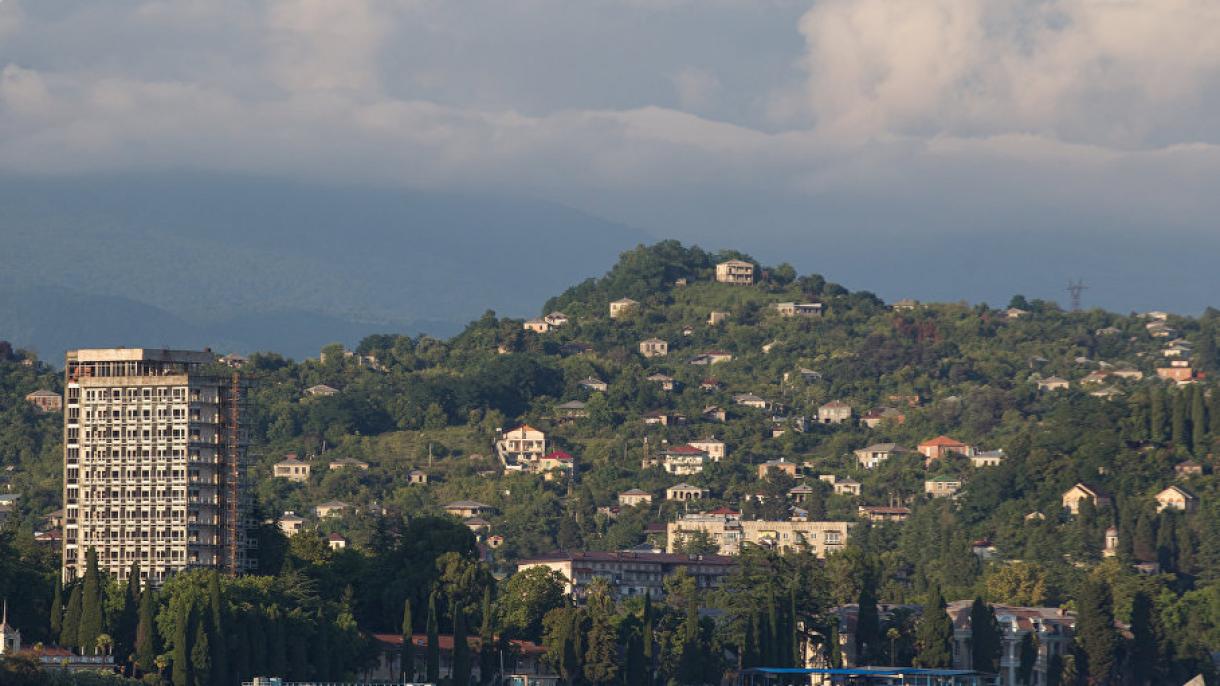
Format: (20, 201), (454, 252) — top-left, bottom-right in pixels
(134, 584), (159, 675)
(1017, 633), (1036, 685)
(191, 615), (211, 686)
(426, 590), (440, 684)
(582, 579), (618, 686)
(208, 573), (227, 686)
(452, 603), (471, 686)
(985, 561), (1050, 606)
(855, 582), (880, 665)
(1149, 386), (1166, 444)
(49, 576), (63, 641)
(78, 548), (105, 654)
(1075, 576), (1118, 686)
(1172, 390), (1187, 448)
(1133, 512), (1157, 562)
(1128, 591), (1160, 686)
(497, 566), (567, 643)
(173, 603), (193, 686)
(969, 597), (1000, 674)
(61, 583), (82, 649)
(1191, 387), (1207, 455)
(401, 598), (415, 683)
(114, 563), (140, 674)
(478, 587), (496, 686)
(914, 587), (953, 668)
(642, 592), (655, 685)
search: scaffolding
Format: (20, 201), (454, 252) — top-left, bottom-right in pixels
(223, 372), (244, 575)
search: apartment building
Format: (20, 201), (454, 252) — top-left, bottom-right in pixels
(517, 550), (736, 601)
(63, 348), (254, 585)
(666, 511), (851, 557)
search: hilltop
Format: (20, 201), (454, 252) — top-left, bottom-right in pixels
(2, 241), (1220, 680)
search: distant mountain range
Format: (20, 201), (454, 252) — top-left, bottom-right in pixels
(0, 173), (650, 361)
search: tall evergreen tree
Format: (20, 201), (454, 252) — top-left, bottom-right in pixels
(173, 603), (193, 686)
(1191, 386), (1207, 454)
(789, 584), (800, 668)
(49, 576), (63, 640)
(741, 612), (757, 669)
(207, 573), (227, 686)
(268, 608), (288, 676)
(1128, 591), (1160, 686)
(766, 590), (780, 666)
(288, 628), (309, 681)
(426, 590), (441, 684)
(191, 615), (211, 686)
(452, 604), (471, 686)
(479, 587), (496, 686)
(61, 583), (82, 649)
(914, 587), (953, 668)
(1149, 385), (1166, 444)
(855, 583), (880, 665)
(642, 592), (655, 685)
(828, 621), (843, 669)
(1075, 576), (1118, 686)
(134, 584), (159, 674)
(401, 598), (415, 683)
(677, 588), (702, 685)
(1157, 513), (1179, 572)
(1133, 511), (1157, 562)
(78, 548), (105, 654)
(1017, 633), (1036, 685)
(969, 597), (1000, 674)
(247, 611), (266, 675)
(114, 563), (140, 673)
(1172, 389), (1188, 448)
(625, 630), (646, 686)
(582, 581), (618, 686)
(311, 619), (330, 682)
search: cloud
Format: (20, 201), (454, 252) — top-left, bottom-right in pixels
(796, 0), (1220, 147)
(670, 67), (722, 110)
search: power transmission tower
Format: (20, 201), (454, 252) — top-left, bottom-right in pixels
(1067, 279), (1087, 311)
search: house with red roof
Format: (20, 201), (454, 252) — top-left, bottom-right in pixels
(918, 435), (974, 465)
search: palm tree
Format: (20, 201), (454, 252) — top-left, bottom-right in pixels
(887, 628), (900, 665)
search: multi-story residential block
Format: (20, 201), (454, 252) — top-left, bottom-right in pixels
(63, 348), (254, 585)
(715, 259), (754, 285)
(495, 425), (548, 470)
(948, 601), (1075, 686)
(517, 551), (736, 601)
(666, 512), (851, 557)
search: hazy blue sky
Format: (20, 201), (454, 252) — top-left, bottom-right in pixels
(3, 0), (1219, 313)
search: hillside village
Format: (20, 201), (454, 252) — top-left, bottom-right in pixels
(2, 241), (1220, 685)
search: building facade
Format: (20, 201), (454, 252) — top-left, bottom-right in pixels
(63, 348), (254, 585)
(666, 512), (851, 556)
(715, 260), (754, 285)
(517, 551), (736, 601)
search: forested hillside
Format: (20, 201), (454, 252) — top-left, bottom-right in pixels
(3, 241), (1220, 684)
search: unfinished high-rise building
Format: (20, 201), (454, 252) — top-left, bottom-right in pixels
(63, 348), (254, 585)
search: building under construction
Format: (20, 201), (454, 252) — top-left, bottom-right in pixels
(62, 348), (255, 585)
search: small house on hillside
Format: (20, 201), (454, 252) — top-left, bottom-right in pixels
(666, 484), (709, 501)
(1062, 483), (1111, 515)
(609, 298), (639, 319)
(925, 475), (962, 498)
(304, 384), (340, 397)
(918, 436), (974, 465)
(619, 489), (653, 507)
(640, 338), (669, 358)
(715, 259), (754, 285)
(273, 454), (311, 482)
(854, 444), (909, 469)
(1155, 485), (1197, 513)
(444, 501), (494, 518)
(24, 390), (62, 413)
(817, 400), (852, 424)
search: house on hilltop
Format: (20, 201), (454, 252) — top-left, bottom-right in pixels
(1062, 483), (1111, 515)
(715, 259), (754, 285)
(609, 298), (639, 319)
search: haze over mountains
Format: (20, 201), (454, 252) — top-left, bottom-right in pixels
(0, 173), (648, 361)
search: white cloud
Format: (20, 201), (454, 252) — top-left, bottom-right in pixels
(796, 0), (1220, 147)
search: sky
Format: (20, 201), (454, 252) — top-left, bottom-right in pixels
(3, 0), (1220, 313)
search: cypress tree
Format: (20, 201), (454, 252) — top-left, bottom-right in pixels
(1172, 390), (1188, 448)
(642, 592), (654, 685)
(625, 631), (645, 686)
(969, 597), (1000, 674)
(1191, 387), (1207, 454)
(914, 587), (953, 668)
(401, 598), (415, 683)
(452, 604), (471, 686)
(208, 573), (227, 686)
(766, 590), (780, 666)
(479, 587), (496, 686)
(426, 590), (440, 684)
(268, 608), (288, 676)
(135, 584), (159, 674)
(1017, 633), (1036, 686)
(50, 576), (63, 640)
(789, 584), (800, 668)
(1157, 513), (1179, 572)
(191, 615), (212, 686)
(1133, 512), (1157, 562)
(1210, 391), (1220, 438)
(115, 563), (140, 673)
(1128, 591), (1159, 686)
(312, 619), (331, 682)
(741, 612), (756, 669)
(1075, 576), (1118, 685)
(78, 548), (105, 654)
(173, 603), (193, 686)
(288, 627), (309, 681)
(677, 590), (702, 684)
(248, 610), (266, 675)
(1149, 386), (1166, 444)
(62, 583), (82, 649)
(856, 583), (880, 665)
(828, 621), (843, 669)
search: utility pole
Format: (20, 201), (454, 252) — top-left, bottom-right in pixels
(1067, 279), (1088, 311)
